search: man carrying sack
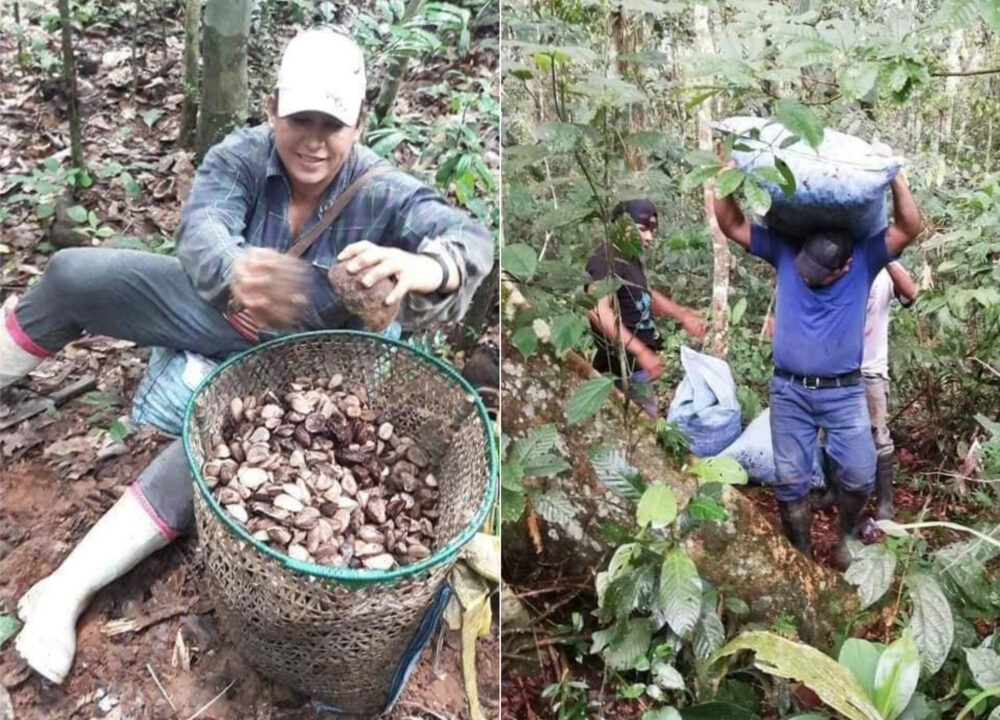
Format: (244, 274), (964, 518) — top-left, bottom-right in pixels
(713, 152), (922, 569)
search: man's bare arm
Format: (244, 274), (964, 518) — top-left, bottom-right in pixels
(650, 290), (706, 340)
(886, 261), (918, 305)
(885, 174), (923, 256)
(713, 193), (751, 250)
(586, 294), (663, 378)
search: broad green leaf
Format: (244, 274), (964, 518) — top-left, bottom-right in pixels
(686, 495), (728, 522)
(500, 457), (524, 491)
(597, 542), (641, 607)
(623, 130), (671, 151)
(731, 297), (747, 326)
(570, 74), (645, 107)
(504, 62), (533, 80)
(693, 609), (726, 662)
(652, 659), (685, 690)
(522, 453), (571, 478)
(550, 314), (588, 354)
(714, 168), (745, 198)
(873, 632), (920, 720)
(589, 444), (644, 500)
(512, 425), (558, 464)
(35, 202), (55, 220)
(0, 615), (21, 649)
(706, 631), (882, 720)
(743, 178), (772, 216)
(593, 617), (655, 670)
(657, 548), (702, 636)
(724, 596), (750, 615)
(844, 543), (897, 609)
(839, 638), (882, 701)
(774, 157), (796, 195)
(499, 487), (525, 523)
(66, 204), (88, 223)
(142, 108), (165, 129)
(775, 99), (824, 151)
(689, 456), (748, 485)
(636, 483), (677, 529)
(602, 567), (650, 621)
(682, 165), (720, 192)
(511, 326), (538, 357)
(517, 42), (598, 63)
(840, 62), (879, 101)
(566, 376), (615, 425)
(965, 646), (1000, 689)
(533, 488), (577, 526)
(536, 122), (584, 152)
(502, 243), (538, 280)
(119, 171), (142, 198)
(906, 572), (953, 675)
(751, 166), (786, 187)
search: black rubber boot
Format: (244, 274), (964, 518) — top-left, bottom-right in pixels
(874, 453), (894, 521)
(778, 498), (813, 556)
(812, 484), (837, 511)
(834, 490), (869, 569)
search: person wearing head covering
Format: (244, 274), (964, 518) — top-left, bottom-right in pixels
(585, 199), (706, 418)
(713, 157), (922, 569)
(5, 28), (493, 685)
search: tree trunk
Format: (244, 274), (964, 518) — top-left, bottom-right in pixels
(373, 0), (426, 124)
(500, 315), (859, 648)
(130, 0), (140, 99)
(942, 28), (963, 141)
(694, 4), (729, 358)
(195, 0), (252, 161)
(57, 0), (84, 172)
(180, 0), (202, 149)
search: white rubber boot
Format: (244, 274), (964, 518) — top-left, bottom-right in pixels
(15, 488), (172, 684)
(1, 296), (46, 389)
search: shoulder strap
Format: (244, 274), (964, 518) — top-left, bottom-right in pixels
(286, 164), (391, 259)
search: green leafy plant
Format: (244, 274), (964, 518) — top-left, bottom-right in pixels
(5, 158), (92, 220)
(707, 631), (925, 720)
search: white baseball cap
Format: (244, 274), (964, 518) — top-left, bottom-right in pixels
(276, 28), (366, 125)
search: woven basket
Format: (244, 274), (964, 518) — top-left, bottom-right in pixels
(182, 331), (496, 716)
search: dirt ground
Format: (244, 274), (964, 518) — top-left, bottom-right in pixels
(1, 444), (499, 720)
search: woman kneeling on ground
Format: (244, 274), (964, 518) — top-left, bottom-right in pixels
(1, 27), (492, 685)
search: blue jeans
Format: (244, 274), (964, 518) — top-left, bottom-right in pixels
(769, 375), (876, 502)
(616, 369), (658, 418)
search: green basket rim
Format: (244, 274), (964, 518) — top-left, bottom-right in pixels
(182, 329), (498, 584)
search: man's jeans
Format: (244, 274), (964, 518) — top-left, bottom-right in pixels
(616, 369), (658, 418)
(769, 375), (876, 503)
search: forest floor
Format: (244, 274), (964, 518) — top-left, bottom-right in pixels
(498, 408), (997, 720)
(0, 2), (499, 718)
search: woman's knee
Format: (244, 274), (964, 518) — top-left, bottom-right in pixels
(42, 248), (95, 301)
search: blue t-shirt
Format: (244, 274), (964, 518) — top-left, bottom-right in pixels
(751, 225), (892, 377)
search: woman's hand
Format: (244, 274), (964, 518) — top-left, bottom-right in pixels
(231, 248), (309, 328)
(337, 241), (457, 306)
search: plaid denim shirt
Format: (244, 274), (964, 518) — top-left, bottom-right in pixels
(177, 125), (493, 332)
